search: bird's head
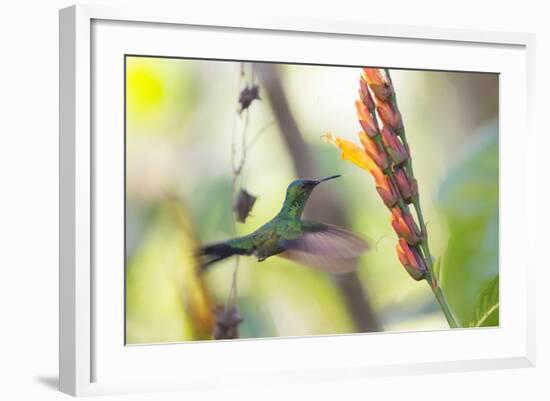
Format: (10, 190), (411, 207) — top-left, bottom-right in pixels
(282, 175), (341, 216)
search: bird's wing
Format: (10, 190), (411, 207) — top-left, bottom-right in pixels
(279, 251), (358, 273)
(278, 221), (368, 274)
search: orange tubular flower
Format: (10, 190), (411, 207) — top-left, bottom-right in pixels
(396, 238), (427, 281)
(355, 100), (378, 138)
(359, 131), (388, 170)
(381, 126), (408, 165)
(325, 133), (398, 208)
(331, 135), (377, 171)
(391, 207), (423, 245)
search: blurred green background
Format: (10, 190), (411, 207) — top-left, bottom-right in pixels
(125, 56), (499, 344)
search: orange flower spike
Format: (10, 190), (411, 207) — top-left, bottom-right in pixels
(377, 102), (403, 131)
(396, 239), (427, 281)
(362, 68), (393, 101)
(355, 100), (378, 138)
(359, 131), (388, 170)
(391, 207), (422, 245)
(381, 126), (408, 165)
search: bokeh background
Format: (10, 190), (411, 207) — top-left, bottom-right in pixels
(125, 56), (499, 344)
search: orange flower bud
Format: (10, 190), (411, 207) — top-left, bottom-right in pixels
(396, 238), (427, 281)
(362, 68), (385, 85)
(394, 167), (418, 203)
(381, 127), (408, 165)
(377, 102), (403, 130)
(359, 79), (375, 111)
(391, 207), (422, 245)
(376, 177), (399, 208)
(359, 131), (388, 170)
(355, 101), (378, 138)
(362, 68), (393, 101)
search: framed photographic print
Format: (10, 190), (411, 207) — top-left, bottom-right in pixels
(59, 4), (535, 396)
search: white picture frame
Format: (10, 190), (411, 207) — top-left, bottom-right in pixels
(59, 4), (536, 397)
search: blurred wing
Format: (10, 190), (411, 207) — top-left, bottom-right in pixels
(278, 221), (369, 274)
(279, 251), (357, 274)
(281, 221), (369, 257)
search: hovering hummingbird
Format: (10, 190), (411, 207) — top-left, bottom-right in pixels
(200, 175), (368, 274)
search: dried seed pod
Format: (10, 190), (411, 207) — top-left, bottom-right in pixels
(238, 84), (261, 114)
(233, 188), (257, 223)
(213, 305), (243, 340)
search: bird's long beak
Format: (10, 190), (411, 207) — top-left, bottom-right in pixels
(316, 174), (341, 184)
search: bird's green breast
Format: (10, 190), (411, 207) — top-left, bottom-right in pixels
(249, 217), (303, 260)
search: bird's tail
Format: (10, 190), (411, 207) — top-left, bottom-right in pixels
(198, 240), (250, 272)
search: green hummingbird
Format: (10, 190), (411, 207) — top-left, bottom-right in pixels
(200, 175), (368, 274)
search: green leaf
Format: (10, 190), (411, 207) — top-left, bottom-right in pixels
(470, 276), (499, 327)
(438, 121), (499, 326)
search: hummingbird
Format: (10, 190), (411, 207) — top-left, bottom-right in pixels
(200, 175), (368, 274)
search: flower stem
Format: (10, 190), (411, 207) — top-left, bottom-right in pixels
(429, 278), (459, 328)
(415, 200), (459, 328)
